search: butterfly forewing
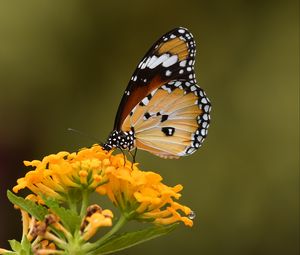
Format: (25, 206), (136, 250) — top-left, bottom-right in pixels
(113, 27), (197, 130)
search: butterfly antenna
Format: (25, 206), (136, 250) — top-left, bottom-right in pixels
(67, 128), (103, 145)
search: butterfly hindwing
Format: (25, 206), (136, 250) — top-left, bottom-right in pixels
(121, 81), (211, 158)
(113, 27), (197, 130)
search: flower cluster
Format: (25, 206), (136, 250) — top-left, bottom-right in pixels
(97, 157), (193, 226)
(13, 146), (111, 201)
(13, 145), (193, 226)
(2, 145), (194, 255)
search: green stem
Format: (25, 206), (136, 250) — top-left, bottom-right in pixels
(67, 194), (77, 213)
(83, 214), (127, 253)
(80, 190), (89, 217)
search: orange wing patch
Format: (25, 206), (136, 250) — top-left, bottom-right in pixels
(135, 140), (180, 159)
(157, 38), (189, 61)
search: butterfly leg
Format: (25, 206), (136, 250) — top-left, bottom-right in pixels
(128, 148), (138, 169)
(117, 146), (127, 166)
(132, 147), (138, 163)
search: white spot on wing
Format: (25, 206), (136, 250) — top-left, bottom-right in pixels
(165, 70), (172, 76)
(161, 85), (172, 93)
(147, 55), (158, 67)
(201, 98), (208, 104)
(179, 60), (187, 67)
(149, 54), (169, 69)
(203, 114), (208, 121)
(190, 85), (197, 91)
(142, 97), (149, 105)
(141, 57), (151, 69)
(162, 55), (178, 67)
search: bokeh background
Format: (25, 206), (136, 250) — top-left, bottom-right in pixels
(0, 1), (298, 254)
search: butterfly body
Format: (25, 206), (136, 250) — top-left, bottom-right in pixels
(103, 27), (211, 159)
(102, 129), (135, 151)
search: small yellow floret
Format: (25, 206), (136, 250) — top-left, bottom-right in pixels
(82, 209), (114, 240)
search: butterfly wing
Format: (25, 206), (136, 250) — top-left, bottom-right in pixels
(115, 27), (211, 158)
(113, 27), (196, 130)
(121, 83), (211, 158)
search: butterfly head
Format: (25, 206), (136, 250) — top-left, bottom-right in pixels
(102, 130), (135, 151)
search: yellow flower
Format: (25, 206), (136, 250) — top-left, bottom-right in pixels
(96, 159), (193, 227)
(13, 145), (194, 227)
(82, 209), (113, 240)
(13, 145), (111, 201)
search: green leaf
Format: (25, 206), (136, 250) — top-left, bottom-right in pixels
(7, 191), (48, 221)
(21, 236), (32, 254)
(8, 240), (21, 252)
(93, 224), (178, 255)
(42, 196), (81, 233)
(8, 233), (33, 254)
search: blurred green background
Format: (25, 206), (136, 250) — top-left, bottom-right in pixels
(0, 0), (298, 254)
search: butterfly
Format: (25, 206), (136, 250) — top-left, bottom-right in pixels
(102, 27), (211, 159)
